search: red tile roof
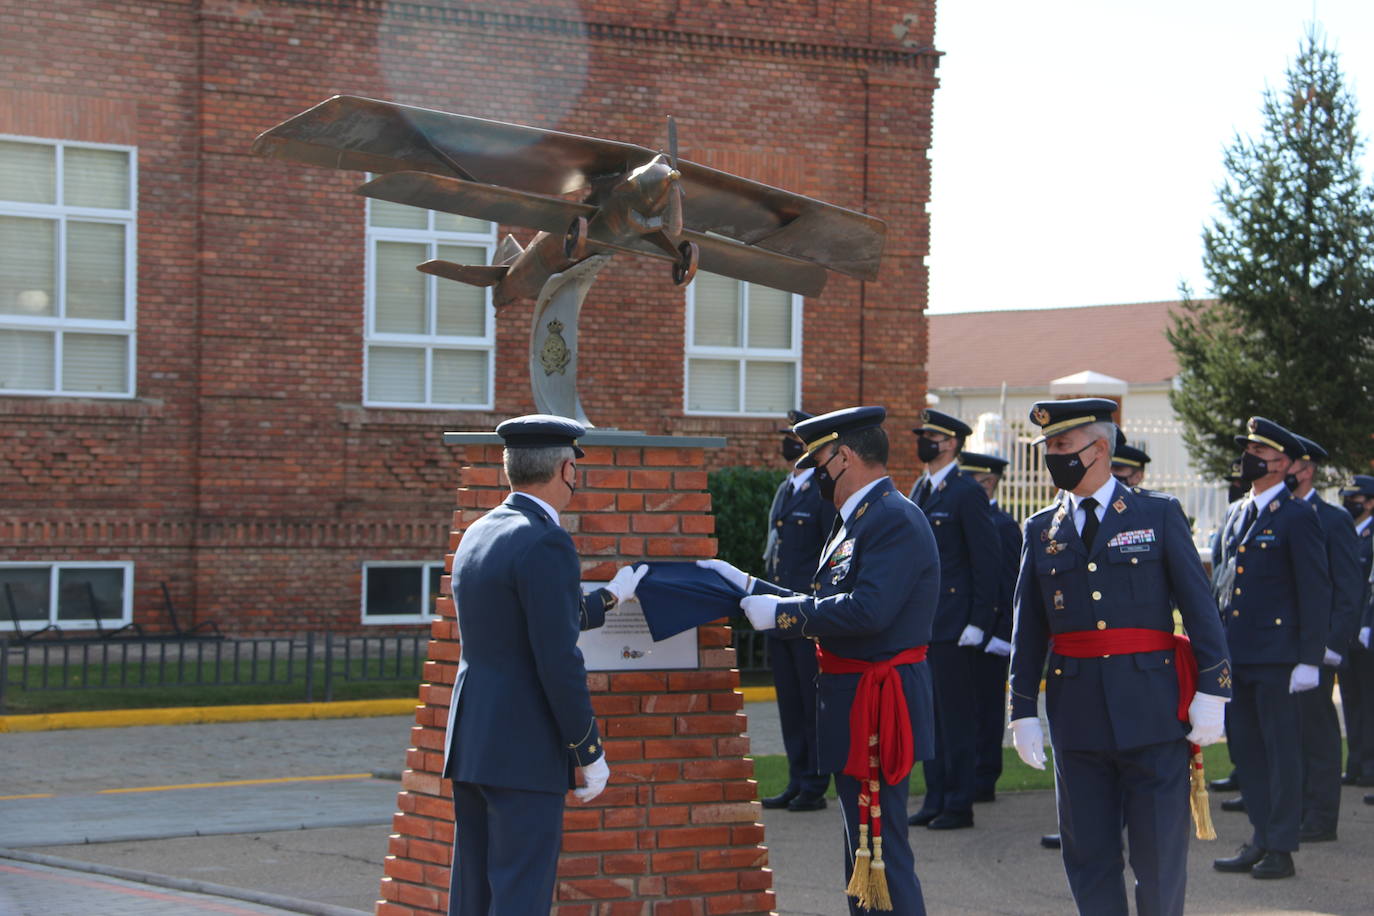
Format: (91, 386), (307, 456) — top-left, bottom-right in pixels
(928, 300), (1190, 390)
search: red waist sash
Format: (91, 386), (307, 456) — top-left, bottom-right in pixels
(1050, 628), (1197, 723)
(816, 645), (929, 785)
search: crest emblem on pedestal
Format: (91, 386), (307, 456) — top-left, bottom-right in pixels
(541, 319), (571, 376)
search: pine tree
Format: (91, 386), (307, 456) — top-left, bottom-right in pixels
(1168, 29), (1374, 478)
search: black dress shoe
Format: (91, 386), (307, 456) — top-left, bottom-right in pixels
(927, 811), (974, 830)
(1221, 797), (1247, 813)
(1251, 850), (1295, 879)
(908, 807), (940, 826)
(1040, 833), (1061, 849)
(1299, 825), (1337, 842)
(1209, 773), (1241, 792)
(1365, 793), (1374, 806)
(787, 792), (827, 812)
(761, 789), (799, 810)
(972, 788), (996, 803)
(1213, 843), (1265, 873)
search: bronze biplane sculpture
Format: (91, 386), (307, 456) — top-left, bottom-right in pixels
(253, 96), (886, 423)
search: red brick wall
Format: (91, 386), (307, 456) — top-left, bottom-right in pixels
(379, 443), (775, 915)
(0, 0), (937, 633)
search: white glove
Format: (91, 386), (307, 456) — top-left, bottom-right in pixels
(1184, 692), (1228, 746)
(984, 636), (1012, 657)
(957, 624), (985, 647)
(696, 558), (750, 593)
(1010, 717), (1046, 770)
(606, 564), (648, 603)
(739, 594), (780, 631)
(1289, 663), (1320, 693)
(1323, 648), (1343, 667)
(1361, 626), (1371, 649)
(573, 754), (609, 802)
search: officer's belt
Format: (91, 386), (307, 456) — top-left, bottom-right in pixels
(815, 646), (929, 785)
(1050, 628), (1197, 724)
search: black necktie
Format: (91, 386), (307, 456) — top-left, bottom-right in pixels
(1240, 499), (1257, 533)
(914, 478), (931, 507)
(1079, 497), (1100, 550)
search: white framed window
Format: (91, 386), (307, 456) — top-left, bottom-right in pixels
(0, 136), (137, 398)
(684, 273), (801, 416)
(361, 561), (445, 625)
(0, 562), (134, 632)
(364, 195), (496, 408)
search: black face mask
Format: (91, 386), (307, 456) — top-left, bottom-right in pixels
(780, 436), (804, 462)
(815, 451), (846, 504)
(1112, 471), (1132, 485)
(1344, 498), (1365, 519)
(563, 463), (577, 498)
(1284, 473), (1300, 491)
(1044, 442), (1098, 491)
(916, 437), (943, 464)
(1239, 451), (1268, 482)
(1228, 482), (1248, 503)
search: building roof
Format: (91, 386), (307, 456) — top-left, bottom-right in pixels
(928, 300), (1185, 390)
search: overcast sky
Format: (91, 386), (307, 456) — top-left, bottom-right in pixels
(926, 0), (1374, 313)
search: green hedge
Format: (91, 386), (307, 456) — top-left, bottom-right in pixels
(707, 466), (789, 578)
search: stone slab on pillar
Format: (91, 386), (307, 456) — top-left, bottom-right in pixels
(378, 433), (776, 916)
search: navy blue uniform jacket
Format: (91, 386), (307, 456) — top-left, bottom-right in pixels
(990, 503), (1022, 643)
(910, 468), (999, 642)
(765, 473), (837, 593)
(1310, 494), (1361, 658)
(1010, 482), (1232, 752)
(1218, 488), (1329, 667)
(751, 478), (939, 775)
(1359, 522), (1374, 630)
(443, 494), (603, 793)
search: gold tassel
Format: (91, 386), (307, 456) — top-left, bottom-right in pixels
(867, 835), (893, 911)
(1190, 748), (1216, 841)
(846, 822), (872, 903)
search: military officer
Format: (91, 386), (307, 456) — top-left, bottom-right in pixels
(699, 406), (939, 915)
(443, 415), (647, 916)
(1211, 417), (1330, 880)
(1339, 475), (1374, 787)
(956, 451), (1020, 802)
(760, 409), (836, 812)
(908, 409), (1000, 830)
(1110, 432), (1151, 488)
(1287, 435), (1360, 842)
(1009, 399), (1231, 916)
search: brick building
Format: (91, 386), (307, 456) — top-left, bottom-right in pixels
(0, 0), (939, 635)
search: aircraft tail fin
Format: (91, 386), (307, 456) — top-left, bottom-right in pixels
(418, 259), (508, 288)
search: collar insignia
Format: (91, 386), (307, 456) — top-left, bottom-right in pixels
(1112, 498), (1127, 514)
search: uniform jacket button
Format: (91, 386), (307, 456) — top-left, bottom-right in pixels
(1092, 590), (1102, 601)
(1087, 562), (1097, 572)
(1096, 620), (1106, 630)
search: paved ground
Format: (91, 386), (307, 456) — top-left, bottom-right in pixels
(3, 703), (1373, 915)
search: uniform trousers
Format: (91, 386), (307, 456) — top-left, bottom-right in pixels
(1055, 738), (1189, 916)
(835, 772), (925, 915)
(1343, 646), (1374, 781)
(1299, 667), (1343, 832)
(920, 642), (977, 815)
(450, 781), (564, 916)
(768, 634), (829, 797)
(972, 648), (1009, 795)
(1229, 664), (1302, 852)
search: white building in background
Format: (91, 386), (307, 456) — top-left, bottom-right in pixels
(928, 300), (1230, 546)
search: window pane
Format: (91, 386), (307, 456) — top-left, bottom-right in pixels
(435, 244), (487, 336)
(57, 567), (125, 622)
(0, 329), (55, 390)
(0, 216), (57, 316)
(433, 212), (493, 234)
(63, 147), (131, 210)
(366, 566), (422, 616)
(0, 140), (56, 204)
(0, 567), (51, 621)
(433, 349), (488, 405)
(426, 565), (444, 616)
(62, 333), (128, 393)
(369, 197), (427, 230)
(374, 241), (427, 333)
(747, 285), (792, 349)
(687, 358), (739, 412)
(66, 221), (126, 320)
(745, 361), (796, 414)
(368, 345), (425, 402)
(692, 273), (740, 347)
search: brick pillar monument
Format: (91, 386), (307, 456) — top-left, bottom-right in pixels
(377, 433), (776, 916)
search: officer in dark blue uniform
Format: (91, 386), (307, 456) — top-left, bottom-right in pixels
(1211, 417), (1330, 880)
(956, 451), (1020, 802)
(1339, 475), (1374, 787)
(1110, 433), (1151, 489)
(443, 415), (646, 916)
(1009, 399), (1231, 916)
(1287, 434), (1361, 842)
(907, 409), (1000, 830)
(699, 406), (939, 915)
(760, 409), (837, 812)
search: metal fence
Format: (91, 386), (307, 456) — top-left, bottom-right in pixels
(0, 631), (427, 713)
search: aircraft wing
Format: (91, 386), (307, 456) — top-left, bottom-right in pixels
(253, 95), (658, 196)
(357, 172), (594, 235)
